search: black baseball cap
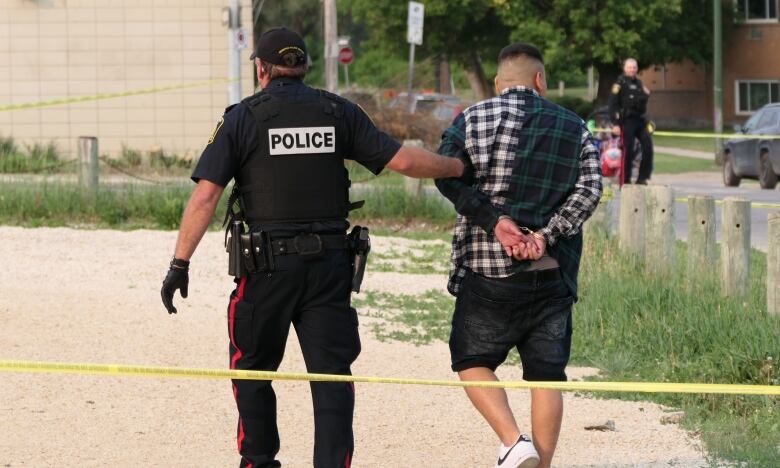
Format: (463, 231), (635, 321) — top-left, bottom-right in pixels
(250, 27), (307, 67)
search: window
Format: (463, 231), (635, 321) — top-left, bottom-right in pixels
(736, 80), (780, 114)
(757, 108), (780, 128)
(736, 0), (779, 22)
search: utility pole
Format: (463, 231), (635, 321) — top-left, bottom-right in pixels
(713, 0), (723, 162)
(227, 0), (242, 105)
(323, 0), (338, 92)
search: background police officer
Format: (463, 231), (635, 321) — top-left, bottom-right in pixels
(608, 58), (653, 185)
(160, 27), (464, 468)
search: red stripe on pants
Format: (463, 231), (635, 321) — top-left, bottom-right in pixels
(228, 278), (248, 455)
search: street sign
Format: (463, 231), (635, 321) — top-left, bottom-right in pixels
(407, 1), (424, 45)
(234, 27), (248, 50)
(338, 46), (354, 65)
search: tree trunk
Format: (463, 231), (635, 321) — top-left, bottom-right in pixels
(464, 50), (494, 101)
(438, 58), (452, 95)
(596, 63), (620, 107)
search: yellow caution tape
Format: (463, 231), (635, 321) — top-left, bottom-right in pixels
(593, 128), (780, 140)
(0, 78), (238, 112)
(1, 360), (778, 396)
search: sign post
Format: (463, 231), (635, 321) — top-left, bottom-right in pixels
(407, 1), (424, 113)
(338, 36), (353, 89)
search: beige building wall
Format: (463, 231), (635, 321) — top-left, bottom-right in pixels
(0, 0), (255, 158)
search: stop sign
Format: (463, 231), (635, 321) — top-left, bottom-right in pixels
(338, 46), (354, 65)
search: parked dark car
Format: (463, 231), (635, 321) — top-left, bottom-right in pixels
(723, 103), (780, 189)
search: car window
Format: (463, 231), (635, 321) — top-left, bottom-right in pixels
(756, 108), (779, 129)
(743, 111), (763, 131)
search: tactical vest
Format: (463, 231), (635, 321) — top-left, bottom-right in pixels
(236, 89), (356, 224)
(616, 75), (648, 119)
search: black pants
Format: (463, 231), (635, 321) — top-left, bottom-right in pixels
(449, 269), (573, 380)
(227, 249), (360, 468)
(622, 117), (654, 184)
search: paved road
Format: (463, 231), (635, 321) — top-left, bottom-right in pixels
(611, 172), (779, 252)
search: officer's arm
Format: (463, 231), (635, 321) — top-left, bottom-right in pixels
(173, 180), (225, 261)
(386, 145), (464, 178)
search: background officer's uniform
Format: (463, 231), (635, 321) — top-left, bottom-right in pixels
(192, 29), (400, 468)
(608, 74), (653, 184)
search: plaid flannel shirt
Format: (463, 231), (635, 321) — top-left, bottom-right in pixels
(435, 86), (602, 297)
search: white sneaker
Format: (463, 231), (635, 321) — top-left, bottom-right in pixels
(495, 434), (540, 468)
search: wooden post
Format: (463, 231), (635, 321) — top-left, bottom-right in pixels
(402, 139), (424, 197)
(618, 185), (646, 257)
(687, 196), (716, 280)
(721, 197), (751, 297)
(645, 185), (675, 274)
(78, 136), (99, 191)
(768, 212), (780, 316)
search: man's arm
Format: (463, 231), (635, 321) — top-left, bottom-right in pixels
(433, 115), (530, 254)
(434, 114), (502, 232)
(385, 144), (464, 179)
(537, 129), (603, 247)
(173, 180), (225, 260)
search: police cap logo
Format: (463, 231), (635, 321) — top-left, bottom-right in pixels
(268, 127), (336, 155)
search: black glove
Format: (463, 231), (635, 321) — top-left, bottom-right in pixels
(161, 258), (189, 314)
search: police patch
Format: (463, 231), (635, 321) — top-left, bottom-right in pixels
(611, 84), (621, 94)
(207, 117), (224, 145)
(268, 127), (336, 155)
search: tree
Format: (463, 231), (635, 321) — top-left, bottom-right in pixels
(252, 0), (325, 87)
(493, 0), (714, 103)
(342, 0), (510, 99)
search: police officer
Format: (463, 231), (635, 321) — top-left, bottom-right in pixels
(608, 58), (653, 185)
(160, 27), (463, 468)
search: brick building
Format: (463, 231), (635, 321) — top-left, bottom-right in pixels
(639, 0), (780, 128)
(1, 0), (255, 158)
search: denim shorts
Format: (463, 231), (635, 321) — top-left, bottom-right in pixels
(449, 269), (574, 381)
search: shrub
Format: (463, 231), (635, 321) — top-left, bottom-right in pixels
(547, 95), (594, 119)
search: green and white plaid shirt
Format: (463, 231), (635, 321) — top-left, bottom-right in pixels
(435, 86), (602, 298)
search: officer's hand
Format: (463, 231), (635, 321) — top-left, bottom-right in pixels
(161, 259), (190, 314)
(611, 125), (621, 136)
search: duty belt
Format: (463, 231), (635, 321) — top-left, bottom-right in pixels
(269, 233), (350, 256)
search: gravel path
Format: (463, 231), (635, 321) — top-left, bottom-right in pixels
(0, 227), (707, 467)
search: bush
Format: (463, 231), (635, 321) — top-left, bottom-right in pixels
(120, 145), (143, 167)
(547, 95), (594, 119)
(0, 136), (66, 173)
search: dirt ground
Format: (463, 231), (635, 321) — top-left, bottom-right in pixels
(0, 227), (708, 467)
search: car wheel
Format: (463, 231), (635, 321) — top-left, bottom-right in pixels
(758, 151), (778, 189)
(723, 153), (741, 187)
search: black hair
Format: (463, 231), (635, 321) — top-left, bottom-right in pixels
(498, 42), (544, 65)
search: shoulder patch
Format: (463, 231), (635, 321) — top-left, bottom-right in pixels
(356, 103), (375, 125)
(207, 117), (224, 145)
(611, 83), (621, 94)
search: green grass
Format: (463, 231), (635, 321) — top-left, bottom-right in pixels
(0, 136), (71, 174)
(354, 290), (454, 344)
(653, 131), (719, 154)
(654, 153), (719, 174)
(0, 182), (456, 230)
(353, 232), (779, 465)
(369, 240), (451, 274)
(0, 181), (206, 229)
